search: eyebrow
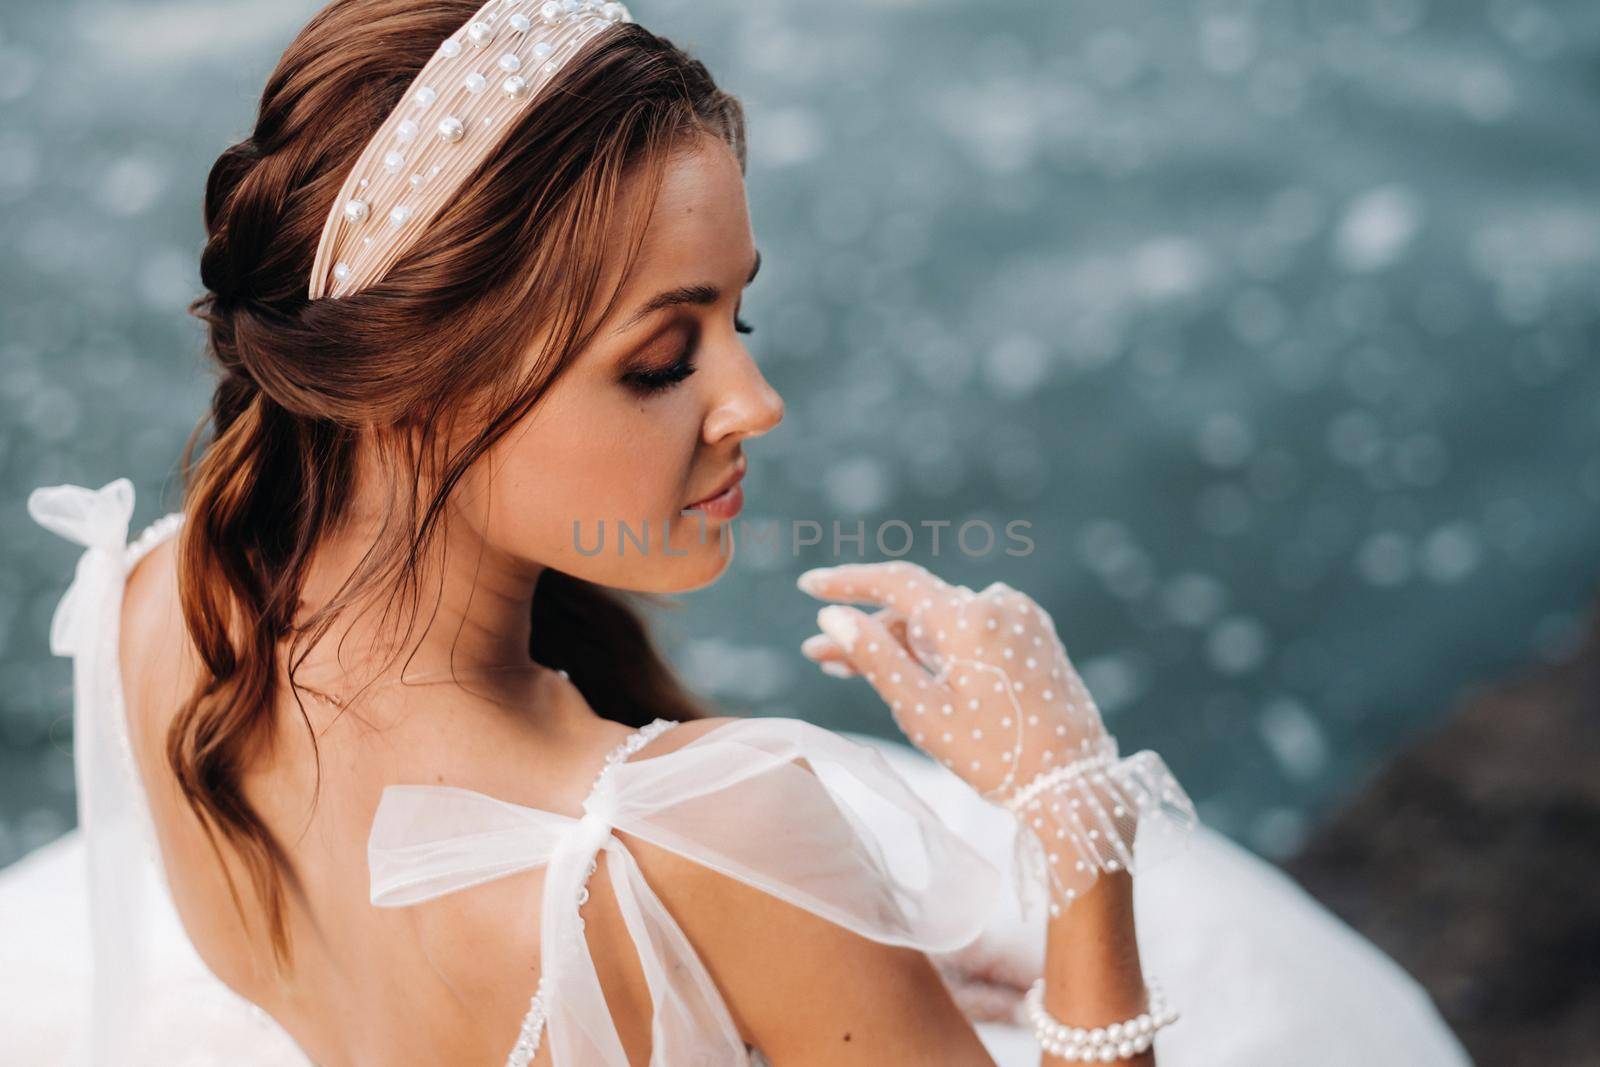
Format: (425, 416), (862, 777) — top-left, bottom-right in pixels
(613, 248), (762, 335)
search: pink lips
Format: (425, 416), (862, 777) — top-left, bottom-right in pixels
(685, 480), (744, 521)
(685, 462), (746, 521)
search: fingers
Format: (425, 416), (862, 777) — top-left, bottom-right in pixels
(814, 604), (942, 731)
(796, 561), (958, 613)
(800, 632), (856, 678)
(800, 633), (836, 659)
(801, 608), (906, 679)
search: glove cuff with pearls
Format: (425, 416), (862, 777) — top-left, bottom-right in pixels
(1000, 736), (1123, 814)
(1000, 739), (1198, 918)
(1023, 975), (1177, 1062)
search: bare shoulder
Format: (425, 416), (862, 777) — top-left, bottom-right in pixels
(612, 714), (996, 1065)
(119, 534), (198, 748)
(643, 712), (743, 749)
(115, 534), (268, 990)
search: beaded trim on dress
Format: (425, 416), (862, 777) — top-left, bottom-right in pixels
(504, 716), (680, 1067)
(127, 511), (186, 568)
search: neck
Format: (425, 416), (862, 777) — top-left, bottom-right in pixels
(295, 499), (546, 691)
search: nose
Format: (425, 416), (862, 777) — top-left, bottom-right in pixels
(703, 344), (785, 446)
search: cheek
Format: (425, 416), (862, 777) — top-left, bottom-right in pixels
(465, 390), (699, 560)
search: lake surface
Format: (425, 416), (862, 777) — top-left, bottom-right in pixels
(2, 0), (1596, 868)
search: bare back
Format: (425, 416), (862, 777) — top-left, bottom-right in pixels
(119, 537), (714, 1065)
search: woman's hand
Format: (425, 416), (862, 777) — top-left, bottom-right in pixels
(796, 561), (1111, 804)
(799, 561), (1189, 1065)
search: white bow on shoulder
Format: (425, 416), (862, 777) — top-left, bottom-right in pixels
(368, 716), (1005, 1067)
(28, 477), (162, 1067)
(27, 478), (136, 657)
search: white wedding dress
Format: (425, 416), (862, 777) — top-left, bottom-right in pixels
(0, 479), (1474, 1066)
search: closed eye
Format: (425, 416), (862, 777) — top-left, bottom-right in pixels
(624, 347), (698, 396)
(621, 269), (758, 399)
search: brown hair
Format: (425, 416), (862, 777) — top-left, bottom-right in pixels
(176, 0), (743, 966)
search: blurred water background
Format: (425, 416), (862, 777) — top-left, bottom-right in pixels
(1, 0), (1596, 879)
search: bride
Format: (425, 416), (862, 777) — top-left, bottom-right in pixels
(6, 1), (1472, 1065)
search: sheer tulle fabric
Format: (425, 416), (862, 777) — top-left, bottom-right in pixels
(803, 565), (1200, 916)
(1007, 740), (1198, 917)
(26, 479), (157, 1067)
(369, 716), (1006, 1066)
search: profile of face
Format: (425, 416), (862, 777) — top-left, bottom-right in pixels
(454, 131), (785, 595)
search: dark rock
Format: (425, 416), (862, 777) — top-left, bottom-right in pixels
(1288, 597), (1600, 1063)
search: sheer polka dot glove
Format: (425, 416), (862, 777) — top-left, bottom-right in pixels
(798, 561), (1197, 918)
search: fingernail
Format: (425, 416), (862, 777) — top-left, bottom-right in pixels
(800, 633), (834, 659)
(796, 567), (834, 595)
(820, 661), (855, 679)
(816, 605), (858, 653)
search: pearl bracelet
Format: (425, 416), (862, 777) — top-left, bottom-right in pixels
(1023, 976), (1177, 1062)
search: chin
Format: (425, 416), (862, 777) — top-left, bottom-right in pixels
(568, 518), (736, 593)
(551, 507), (739, 592)
(655, 532), (735, 593)
(605, 518), (735, 594)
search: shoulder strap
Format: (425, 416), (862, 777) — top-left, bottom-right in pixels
(26, 478), (184, 1067)
(368, 715), (1004, 1067)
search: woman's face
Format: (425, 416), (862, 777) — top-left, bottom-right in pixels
(456, 133), (784, 594)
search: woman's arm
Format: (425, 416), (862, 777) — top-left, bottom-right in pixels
(1039, 869), (1153, 1066)
(590, 715), (1000, 1065)
(616, 814), (1000, 1065)
(797, 562), (1191, 1065)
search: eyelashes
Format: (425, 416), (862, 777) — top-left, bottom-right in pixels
(625, 353), (696, 396)
(624, 315), (755, 397)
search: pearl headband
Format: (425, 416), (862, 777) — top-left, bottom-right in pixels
(308, 0), (634, 301)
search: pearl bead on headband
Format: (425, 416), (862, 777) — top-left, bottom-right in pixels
(308, 0), (634, 301)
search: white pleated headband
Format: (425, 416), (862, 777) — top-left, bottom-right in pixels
(308, 0), (634, 301)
